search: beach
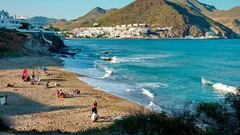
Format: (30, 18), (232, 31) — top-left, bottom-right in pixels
(0, 56), (147, 133)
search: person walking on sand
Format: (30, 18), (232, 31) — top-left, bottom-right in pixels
(92, 101), (98, 114)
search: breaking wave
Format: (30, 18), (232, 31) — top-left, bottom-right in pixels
(101, 68), (113, 79)
(201, 77), (237, 94)
(142, 88), (154, 99)
(147, 101), (162, 112)
(138, 82), (168, 88)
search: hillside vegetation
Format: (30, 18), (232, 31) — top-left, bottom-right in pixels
(205, 7), (240, 33)
(96, 0), (235, 38)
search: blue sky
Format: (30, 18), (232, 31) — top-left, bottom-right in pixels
(1, 0), (239, 20)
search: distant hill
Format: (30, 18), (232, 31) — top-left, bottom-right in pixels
(205, 6), (240, 33)
(96, 0), (235, 38)
(27, 16), (59, 26)
(50, 7), (117, 30)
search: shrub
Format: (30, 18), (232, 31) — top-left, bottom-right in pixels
(0, 118), (9, 131)
(225, 88), (240, 122)
(197, 102), (224, 121)
(107, 112), (200, 135)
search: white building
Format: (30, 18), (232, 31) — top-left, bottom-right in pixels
(0, 10), (23, 29)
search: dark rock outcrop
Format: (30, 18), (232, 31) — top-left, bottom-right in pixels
(0, 28), (65, 58)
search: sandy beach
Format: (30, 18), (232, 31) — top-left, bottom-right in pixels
(0, 56), (147, 133)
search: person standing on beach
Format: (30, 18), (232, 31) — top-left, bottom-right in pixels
(91, 101), (98, 122)
(22, 68), (28, 81)
(92, 101), (98, 114)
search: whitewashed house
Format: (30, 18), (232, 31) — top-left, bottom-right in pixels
(0, 10), (22, 29)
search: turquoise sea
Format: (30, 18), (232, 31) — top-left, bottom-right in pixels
(61, 39), (240, 111)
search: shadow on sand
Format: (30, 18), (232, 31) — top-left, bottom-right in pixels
(0, 91), (83, 116)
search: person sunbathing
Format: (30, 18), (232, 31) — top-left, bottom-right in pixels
(55, 81), (61, 87)
(7, 82), (15, 87)
(46, 81), (50, 88)
(30, 79), (40, 85)
(46, 81), (53, 88)
(68, 89), (81, 97)
(57, 89), (65, 98)
(73, 89), (80, 95)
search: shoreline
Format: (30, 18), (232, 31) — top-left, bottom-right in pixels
(0, 56), (148, 133)
(65, 37), (227, 40)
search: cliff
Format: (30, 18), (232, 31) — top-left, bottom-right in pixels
(0, 28), (64, 58)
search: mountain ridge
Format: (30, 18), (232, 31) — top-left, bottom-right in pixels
(50, 0), (238, 38)
(95, 0), (235, 38)
(27, 16), (59, 26)
(204, 6), (240, 33)
(50, 7), (117, 30)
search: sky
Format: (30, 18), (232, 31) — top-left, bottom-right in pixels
(1, 0), (240, 20)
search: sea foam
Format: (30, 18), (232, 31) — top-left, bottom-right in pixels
(101, 68), (113, 79)
(142, 88), (154, 99)
(147, 101), (162, 112)
(212, 83), (237, 94)
(201, 77), (237, 94)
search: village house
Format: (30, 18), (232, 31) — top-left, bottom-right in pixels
(0, 10), (23, 29)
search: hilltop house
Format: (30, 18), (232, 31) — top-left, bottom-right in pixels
(0, 10), (23, 29)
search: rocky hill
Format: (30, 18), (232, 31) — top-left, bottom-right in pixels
(27, 16), (59, 26)
(0, 29), (64, 57)
(96, 0), (236, 38)
(167, 0), (217, 12)
(50, 7), (117, 30)
(205, 7), (240, 33)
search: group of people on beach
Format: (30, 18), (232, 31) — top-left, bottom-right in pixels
(20, 67), (99, 122)
(22, 68), (38, 85)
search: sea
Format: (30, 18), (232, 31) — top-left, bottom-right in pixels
(60, 39), (240, 112)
